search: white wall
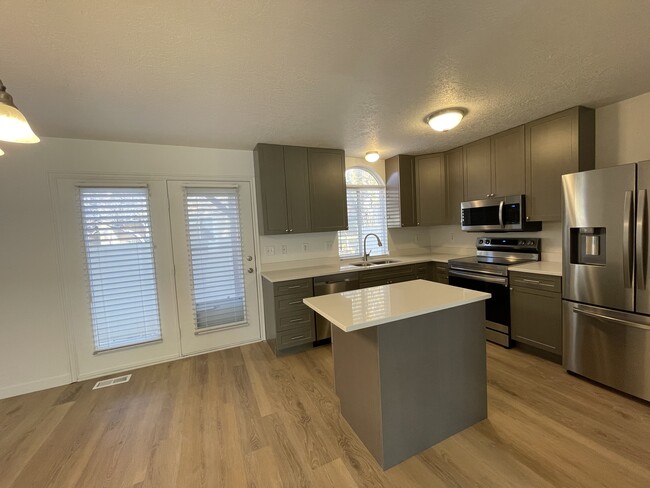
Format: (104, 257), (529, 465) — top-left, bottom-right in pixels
(596, 91), (650, 168)
(0, 137), (254, 399)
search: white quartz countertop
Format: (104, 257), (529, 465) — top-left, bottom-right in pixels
(303, 279), (491, 332)
(261, 253), (464, 283)
(508, 261), (562, 276)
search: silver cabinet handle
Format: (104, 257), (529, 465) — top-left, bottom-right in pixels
(289, 317), (304, 323)
(288, 300), (302, 305)
(286, 285), (302, 289)
(290, 335), (306, 340)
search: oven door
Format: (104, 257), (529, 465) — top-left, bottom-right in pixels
(448, 270), (511, 347)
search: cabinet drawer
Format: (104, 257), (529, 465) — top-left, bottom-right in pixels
(276, 324), (315, 349)
(361, 275), (416, 289)
(277, 310), (313, 332)
(274, 278), (313, 296)
(510, 272), (560, 293)
(275, 292), (312, 315)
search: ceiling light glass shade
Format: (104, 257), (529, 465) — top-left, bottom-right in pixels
(365, 151), (380, 163)
(0, 80), (40, 144)
(0, 148), (4, 156)
(426, 108), (466, 132)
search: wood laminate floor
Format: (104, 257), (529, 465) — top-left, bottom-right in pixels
(1, 342), (649, 487)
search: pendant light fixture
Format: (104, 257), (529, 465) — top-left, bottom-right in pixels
(0, 79), (40, 144)
(365, 151), (380, 163)
(426, 108), (466, 132)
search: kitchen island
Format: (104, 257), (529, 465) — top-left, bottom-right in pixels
(303, 279), (491, 469)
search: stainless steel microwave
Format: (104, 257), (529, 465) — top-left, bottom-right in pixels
(460, 195), (542, 232)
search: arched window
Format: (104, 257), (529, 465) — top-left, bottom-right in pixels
(338, 167), (389, 259)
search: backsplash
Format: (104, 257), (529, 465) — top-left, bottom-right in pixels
(429, 221), (563, 262)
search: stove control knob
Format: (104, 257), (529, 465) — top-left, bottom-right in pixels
(478, 239), (484, 244)
(485, 239), (490, 245)
(518, 240), (525, 246)
(527, 240), (534, 246)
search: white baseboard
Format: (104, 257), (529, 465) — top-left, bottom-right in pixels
(0, 373), (72, 401)
(76, 353), (181, 382)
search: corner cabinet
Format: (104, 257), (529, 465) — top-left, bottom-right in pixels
(414, 153), (446, 226)
(385, 155), (417, 228)
(254, 144), (347, 235)
(525, 107), (595, 221)
(444, 147), (463, 225)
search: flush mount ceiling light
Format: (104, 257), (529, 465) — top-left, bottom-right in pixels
(0, 79), (40, 144)
(365, 151), (380, 163)
(426, 108), (466, 132)
(0, 148), (4, 156)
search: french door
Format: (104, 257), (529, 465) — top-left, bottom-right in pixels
(55, 177), (261, 380)
(167, 181), (260, 356)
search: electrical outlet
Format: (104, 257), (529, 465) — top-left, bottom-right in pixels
(325, 240), (333, 251)
(264, 246), (275, 256)
(281, 245), (288, 255)
(302, 243), (310, 252)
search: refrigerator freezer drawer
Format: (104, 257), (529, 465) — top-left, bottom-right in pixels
(563, 301), (650, 402)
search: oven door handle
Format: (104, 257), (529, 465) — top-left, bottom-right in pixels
(449, 269), (508, 286)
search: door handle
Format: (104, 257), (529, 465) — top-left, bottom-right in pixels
(498, 200), (504, 228)
(637, 189), (647, 290)
(573, 307), (650, 332)
(623, 190), (634, 288)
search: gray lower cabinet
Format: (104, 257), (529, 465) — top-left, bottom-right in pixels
(510, 272), (562, 356)
(434, 263), (449, 284)
(263, 277), (315, 355)
(359, 263), (430, 288)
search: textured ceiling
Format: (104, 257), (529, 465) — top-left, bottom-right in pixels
(2, 1), (650, 158)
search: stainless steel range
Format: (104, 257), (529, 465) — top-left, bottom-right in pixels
(448, 237), (541, 347)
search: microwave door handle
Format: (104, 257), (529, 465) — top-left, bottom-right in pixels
(637, 189), (647, 290)
(498, 200), (504, 228)
(624, 190), (633, 288)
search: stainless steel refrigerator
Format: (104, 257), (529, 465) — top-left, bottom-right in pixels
(562, 162), (650, 402)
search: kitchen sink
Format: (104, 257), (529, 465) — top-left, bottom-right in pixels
(349, 259), (400, 267)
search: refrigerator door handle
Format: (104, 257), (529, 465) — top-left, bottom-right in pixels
(637, 189), (647, 290)
(623, 190), (634, 288)
(573, 306), (650, 332)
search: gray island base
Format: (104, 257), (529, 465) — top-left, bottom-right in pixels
(303, 280), (490, 469)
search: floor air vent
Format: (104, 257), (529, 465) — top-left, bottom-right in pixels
(92, 374), (132, 390)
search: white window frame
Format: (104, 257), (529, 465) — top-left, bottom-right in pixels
(338, 167), (389, 260)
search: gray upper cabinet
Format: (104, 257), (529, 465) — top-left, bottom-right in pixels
(254, 143), (290, 235)
(444, 147), (463, 225)
(283, 146), (312, 233)
(386, 155), (416, 228)
(492, 125), (526, 197)
(463, 137), (492, 201)
(525, 106), (595, 221)
(415, 153), (446, 226)
(254, 143), (346, 235)
(308, 147), (348, 232)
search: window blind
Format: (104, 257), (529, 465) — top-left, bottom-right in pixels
(184, 187), (246, 330)
(79, 188), (162, 352)
(338, 187), (389, 259)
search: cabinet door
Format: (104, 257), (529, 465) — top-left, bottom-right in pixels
(463, 137), (492, 200)
(385, 155), (416, 227)
(511, 286), (562, 354)
(308, 148), (348, 232)
(283, 146), (311, 233)
(445, 147), (464, 225)
(525, 107), (594, 221)
(415, 153), (446, 226)
(492, 125), (525, 197)
(254, 144), (289, 235)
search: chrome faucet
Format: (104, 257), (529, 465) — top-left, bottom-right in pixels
(363, 233), (383, 262)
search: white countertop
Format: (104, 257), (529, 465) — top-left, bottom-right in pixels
(508, 261), (562, 276)
(261, 253), (463, 283)
(303, 279), (491, 332)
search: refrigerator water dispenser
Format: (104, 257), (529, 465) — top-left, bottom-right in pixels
(570, 227), (606, 265)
